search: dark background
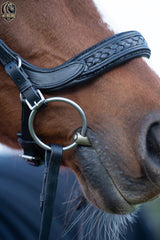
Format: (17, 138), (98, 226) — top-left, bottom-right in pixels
(0, 152), (158, 240)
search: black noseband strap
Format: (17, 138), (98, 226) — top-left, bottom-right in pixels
(0, 31), (150, 92)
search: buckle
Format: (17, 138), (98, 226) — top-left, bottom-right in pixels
(20, 89), (45, 110)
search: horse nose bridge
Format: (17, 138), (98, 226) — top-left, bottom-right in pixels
(138, 112), (160, 175)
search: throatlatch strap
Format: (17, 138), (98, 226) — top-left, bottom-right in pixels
(39, 144), (62, 240)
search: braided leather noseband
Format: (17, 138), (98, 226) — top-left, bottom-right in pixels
(0, 31), (151, 240)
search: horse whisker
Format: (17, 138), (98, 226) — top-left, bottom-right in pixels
(62, 204), (90, 237)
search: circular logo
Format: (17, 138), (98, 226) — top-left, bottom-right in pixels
(1, 1), (16, 22)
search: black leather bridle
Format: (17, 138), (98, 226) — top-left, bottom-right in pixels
(0, 31), (151, 240)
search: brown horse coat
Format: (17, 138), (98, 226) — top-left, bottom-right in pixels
(0, 0), (160, 214)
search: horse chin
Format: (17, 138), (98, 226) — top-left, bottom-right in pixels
(75, 129), (136, 215)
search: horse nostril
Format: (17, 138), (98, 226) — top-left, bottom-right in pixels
(146, 123), (160, 165)
(138, 114), (160, 199)
(139, 113), (160, 175)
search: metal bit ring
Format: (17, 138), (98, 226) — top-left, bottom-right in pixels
(28, 97), (88, 151)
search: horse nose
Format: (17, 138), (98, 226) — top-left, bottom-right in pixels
(139, 113), (160, 172)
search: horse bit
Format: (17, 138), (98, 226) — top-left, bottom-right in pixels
(0, 31), (151, 240)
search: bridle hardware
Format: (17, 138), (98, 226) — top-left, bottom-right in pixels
(0, 30), (151, 240)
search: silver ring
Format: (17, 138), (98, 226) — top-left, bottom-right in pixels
(16, 56), (22, 68)
(28, 97), (87, 151)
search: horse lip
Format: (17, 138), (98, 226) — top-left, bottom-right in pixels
(76, 129), (135, 214)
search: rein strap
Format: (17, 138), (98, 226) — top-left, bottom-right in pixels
(39, 144), (62, 240)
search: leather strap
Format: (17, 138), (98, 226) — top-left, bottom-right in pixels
(5, 61), (42, 108)
(0, 31), (151, 92)
(39, 144), (62, 240)
(17, 100), (45, 166)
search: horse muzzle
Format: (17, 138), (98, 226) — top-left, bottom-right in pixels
(74, 112), (160, 215)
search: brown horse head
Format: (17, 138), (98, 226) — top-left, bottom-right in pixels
(0, 0), (160, 215)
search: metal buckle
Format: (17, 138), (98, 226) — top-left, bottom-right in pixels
(25, 90), (45, 110)
(20, 89), (45, 110)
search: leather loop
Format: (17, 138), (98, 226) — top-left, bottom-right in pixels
(5, 61), (32, 92)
